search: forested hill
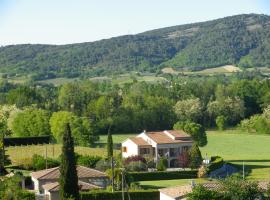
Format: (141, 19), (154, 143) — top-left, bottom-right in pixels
(1, 14), (270, 78)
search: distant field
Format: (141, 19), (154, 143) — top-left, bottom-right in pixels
(38, 77), (80, 86)
(162, 65), (242, 75)
(6, 144), (119, 165)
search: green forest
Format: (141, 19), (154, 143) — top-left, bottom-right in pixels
(1, 14), (270, 79)
(0, 70), (270, 146)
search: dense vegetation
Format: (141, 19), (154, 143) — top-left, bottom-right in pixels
(1, 14), (270, 79)
(0, 70), (269, 145)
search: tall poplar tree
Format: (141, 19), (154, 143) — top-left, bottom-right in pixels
(107, 128), (113, 159)
(59, 123), (79, 200)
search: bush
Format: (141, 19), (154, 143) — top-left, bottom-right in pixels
(157, 157), (168, 171)
(216, 115), (227, 130)
(197, 165), (208, 178)
(126, 161), (147, 172)
(95, 159), (111, 172)
(77, 155), (102, 168)
(146, 159), (155, 168)
(80, 190), (159, 200)
(21, 191), (36, 200)
(15, 157), (33, 170)
(32, 154), (60, 170)
(124, 155), (146, 166)
(128, 170), (198, 181)
(208, 156), (224, 172)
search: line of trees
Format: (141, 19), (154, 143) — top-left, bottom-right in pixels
(0, 73), (269, 144)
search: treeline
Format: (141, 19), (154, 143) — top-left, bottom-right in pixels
(0, 72), (270, 144)
(1, 14), (270, 78)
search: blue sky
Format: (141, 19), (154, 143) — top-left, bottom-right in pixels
(0, 0), (269, 45)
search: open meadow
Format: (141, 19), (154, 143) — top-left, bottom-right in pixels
(6, 129), (270, 188)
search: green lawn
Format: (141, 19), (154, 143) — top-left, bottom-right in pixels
(6, 129), (270, 188)
(201, 129), (270, 180)
(139, 178), (208, 189)
(102, 129), (270, 181)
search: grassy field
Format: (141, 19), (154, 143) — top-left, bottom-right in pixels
(6, 144), (119, 165)
(6, 129), (270, 187)
(100, 129), (270, 181)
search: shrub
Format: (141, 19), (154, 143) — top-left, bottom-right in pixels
(197, 165), (208, 178)
(95, 159), (111, 172)
(208, 156), (224, 172)
(216, 115), (227, 130)
(124, 155), (146, 166)
(77, 155), (102, 168)
(32, 154), (60, 170)
(126, 161), (147, 172)
(128, 170), (198, 181)
(146, 159), (155, 168)
(21, 191), (36, 200)
(80, 190), (159, 200)
(189, 144), (202, 169)
(157, 157), (168, 171)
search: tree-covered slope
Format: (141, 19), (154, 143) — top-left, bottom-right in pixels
(0, 14), (270, 78)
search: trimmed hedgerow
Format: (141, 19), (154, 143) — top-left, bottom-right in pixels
(127, 170), (198, 182)
(80, 190), (159, 200)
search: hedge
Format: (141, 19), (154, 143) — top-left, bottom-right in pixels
(80, 190), (159, 200)
(208, 156), (224, 172)
(21, 191), (36, 200)
(128, 170), (198, 182)
(4, 136), (50, 146)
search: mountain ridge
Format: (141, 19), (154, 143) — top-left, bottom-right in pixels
(1, 13), (270, 79)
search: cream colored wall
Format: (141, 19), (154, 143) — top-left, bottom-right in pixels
(160, 192), (176, 200)
(122, 139), (139, 158)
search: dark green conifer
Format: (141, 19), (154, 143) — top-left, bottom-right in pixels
(59, 123), (79, 200)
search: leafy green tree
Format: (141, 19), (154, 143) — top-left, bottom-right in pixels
(189, 144), (202, 169)
(207, 97), (245, 125)
(59, 123), (79, 200)
(7, 86), (40, 108)
(12, 108), (51, 137)
(183, 122), (207, 147)
(216, 115), (227, 131)
(50, 111), (98, 145)
(0, 105), (17, 175)
(174, 98), (203, 123)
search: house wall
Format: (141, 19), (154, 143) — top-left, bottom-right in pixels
(45, 190), (59, 200)
(160, 192), (177, 200)
(122, 139), (139, 158)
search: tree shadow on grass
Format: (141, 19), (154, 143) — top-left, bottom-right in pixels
(229, 161), (270, 177)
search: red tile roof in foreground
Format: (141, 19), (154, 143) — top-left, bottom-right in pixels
(31, 165), (107, 180)
(43, 180), (101, 192)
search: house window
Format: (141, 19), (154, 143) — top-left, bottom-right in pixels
(140, 148), (150, 155)
(122, 146), (127, 152)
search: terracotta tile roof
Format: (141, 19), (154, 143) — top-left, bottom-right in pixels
(166, 130), (191, 139)
(159, 185), (192, 199)
(31, 166), (107, 180)
(129, 137), (151, 146)
(43, 181), (101, 192)
(146, 131), (192, 144)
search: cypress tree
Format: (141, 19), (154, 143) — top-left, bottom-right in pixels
(189, 144), (203, 169)
(59, 123), (79, 200)
(107, 128), (113, 159)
